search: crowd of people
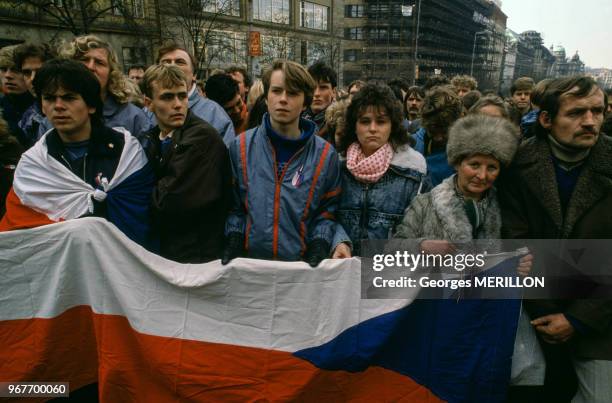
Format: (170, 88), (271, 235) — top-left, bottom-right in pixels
(1, 35), (611, 402)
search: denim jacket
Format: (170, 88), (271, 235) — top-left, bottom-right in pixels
(333, 145), (431, 255)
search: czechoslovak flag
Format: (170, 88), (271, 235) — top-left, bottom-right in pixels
(0, 128), (154, 248)
(0, 217), (521, 402)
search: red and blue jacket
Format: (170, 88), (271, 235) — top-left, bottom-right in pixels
(225, 115), (341, 261)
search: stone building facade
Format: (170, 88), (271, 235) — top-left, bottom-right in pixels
(0, 0), (159, 70)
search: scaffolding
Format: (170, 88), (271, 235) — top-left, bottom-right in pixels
(356, 0), (505, 86)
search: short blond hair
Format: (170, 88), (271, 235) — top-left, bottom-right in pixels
(60, 35), (132, 104)
(246, 79), (264, 110)
(141, 64), (188, 99)
(325, 98), (349, 134)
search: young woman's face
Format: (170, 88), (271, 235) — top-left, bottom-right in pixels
(356, 106), (392, 156)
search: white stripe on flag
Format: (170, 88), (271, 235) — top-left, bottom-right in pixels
(0, 218), (409, 352)
(13, 130), (149, 221)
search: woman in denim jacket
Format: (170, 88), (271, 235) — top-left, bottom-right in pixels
(332, 84), (431, 258)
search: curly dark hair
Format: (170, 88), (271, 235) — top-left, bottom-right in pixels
(421, 86), (463, 133)
(339, 83), (410, 154)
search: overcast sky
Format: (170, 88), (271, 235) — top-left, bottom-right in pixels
(501, 0), (612, 69)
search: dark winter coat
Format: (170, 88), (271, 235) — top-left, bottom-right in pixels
(0, 92), (34, 144)
(141, 111), (232, 264)
(46, 124), (125, 188)
(0, 118), (23, 218)
(499, 135), (612, 359)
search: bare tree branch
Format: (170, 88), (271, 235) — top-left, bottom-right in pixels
(8, 0), (146, 36)
(160, 0), (237, 76)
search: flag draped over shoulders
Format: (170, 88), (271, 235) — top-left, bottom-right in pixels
(0, 129), (155, 248)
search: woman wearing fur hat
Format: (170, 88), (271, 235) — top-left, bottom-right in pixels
(396, 114), (523, 248)
(331, 84), (430, 258)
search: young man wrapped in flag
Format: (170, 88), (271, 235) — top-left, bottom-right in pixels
(0, 59), (155, 249)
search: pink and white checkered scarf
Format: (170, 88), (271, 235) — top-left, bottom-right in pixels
(346, 142), (393, 183)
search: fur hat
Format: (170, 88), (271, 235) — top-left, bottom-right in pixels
(447, 114), (519, 167)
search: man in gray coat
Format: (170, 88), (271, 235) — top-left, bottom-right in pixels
(500, 76), (612, 403)
(156, 43), (235, 145)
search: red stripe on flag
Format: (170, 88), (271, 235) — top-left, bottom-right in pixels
(0, 188), (56, 232)
(0, 306), (443, 402)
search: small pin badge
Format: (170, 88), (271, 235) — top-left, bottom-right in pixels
(108, 143), (114, 148)
(292, 165), (304, 188)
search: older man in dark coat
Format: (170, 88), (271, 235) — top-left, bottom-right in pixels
(499, 76), (612, 403)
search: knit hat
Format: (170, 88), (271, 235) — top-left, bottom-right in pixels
(447, 114), (519, 167)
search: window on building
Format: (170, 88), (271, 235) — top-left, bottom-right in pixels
(122, 47), (148, 69)
(300, 2), (328, 31)
(254, 0), (290, 24)
(111, 0), (122, 15)
(205, 31), (247, 66)
(260, 35), (295, 65)
(344, 49), (358, 62)
(369, 3), (389, 14)
(132, 0), (145, 17)
(345, 5), (364, 18)
(53, 0), (76, 7)
(303, 41), (329, 65)
(203, 0), (240, 17)
(111, 0), (145, 18)
(369, 28), (387, 40)
(344, 27), (363, 40)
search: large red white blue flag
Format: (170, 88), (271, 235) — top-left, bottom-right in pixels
(0, 219), (520, 402)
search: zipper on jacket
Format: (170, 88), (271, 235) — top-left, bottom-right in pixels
(61, 152), (88, 182)
(60, 155), (73, 172)
(266, 136), (307, 259)
(83, 153), (87, 182)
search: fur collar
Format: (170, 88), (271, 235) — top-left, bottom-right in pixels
(513, 135), (612, 235)
(390, 144), (427, 174)
(430, 175), (501, 242)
